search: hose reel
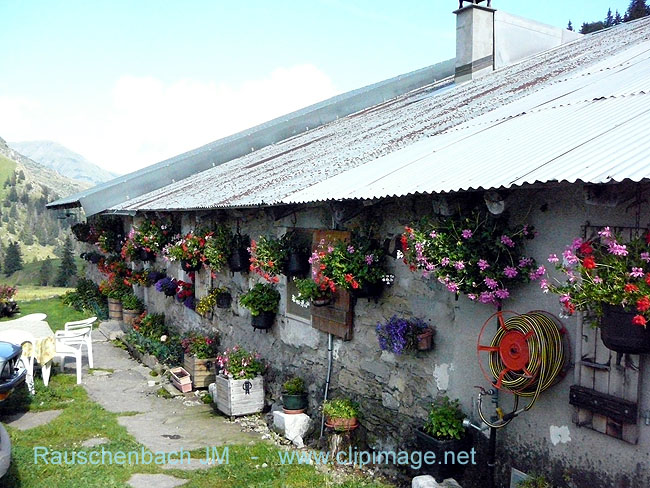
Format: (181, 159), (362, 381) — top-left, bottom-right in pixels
(476, 310), (569, 428)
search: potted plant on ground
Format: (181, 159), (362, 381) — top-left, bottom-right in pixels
(181, 331), (219, 388)
(402, 209), (539, 305)
(239, 283), (281, 330)
(323, 397), (360, 431)
(214, 345), (265, 417)
(121, 293), (144, 326)
(228, 231), (251, 273)
(376, 316), (435, 354)
(293, 276), (335, 307)
(282, 377), (308, 414)
(99, 276), (130, 321)
(415, 396), (470, 481)
(545, 226), (650, 353)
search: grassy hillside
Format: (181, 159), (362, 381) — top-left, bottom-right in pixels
(0, 257), (84, 286)
(0, 154), (17, 198)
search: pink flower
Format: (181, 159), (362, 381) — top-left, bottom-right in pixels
(495, 289), (510, 300)
(570, 238), (583, 250)
(365, 254), (375, 265)
(503, 266), (518, 278)
(484, 277), (498, 289)
(630, 267), (645, 278)
(478, 259), (490, 271)
(347, 245), (355, 254)
(454, 261), (465, 270)
(559, 294), (571, 304)
(529, 266), (546, 280)
(593, 276), (603, 284)
(479, 291), (495, 304)
(519, 257), (533, 268)
(440, 257), (450, 266)
(446, 282), (459, 293)
(548, 254), (559, 263)
(540, 279), (549, 293)
(461, 229), (473, 239)
(468, 294), (477, 301)
(642, 252), (650, 262)
(501, 235), (515, 248)
(562, 249), (579, 265)
(608, 242), (628, 256)
(598, 227), (612, 239)
(429, 231), (438, 239)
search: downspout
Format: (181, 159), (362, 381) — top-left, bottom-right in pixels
(320, 333), (334, 437)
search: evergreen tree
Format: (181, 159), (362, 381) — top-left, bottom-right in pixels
(567, 20), (574, 31)
(17, 170), (25, 181)
(38, 259), (52, 286)
(626, 0), (649, 21)
(54, 235), (76, 286)
(25, 182), (32, 192)
(3, 177), (9, 189)
(6, 221), (15, 234)
(2, 200), (9, 208)
(19, 191), (29, 205)
(4, 241), (23, 276)
(615, 10), (623, 24)
(605, 8), (614, 27)
(7, 186), (18, 202)
(19, 226), (34, 246)
(9, 205), (17, 219)
(9, 172), (16, 186)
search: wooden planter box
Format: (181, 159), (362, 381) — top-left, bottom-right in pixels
(170, 367), (193, 393)
(214, 375), (264, 417)
(122, 309), (139, 326)
(311, 289), (353, 341)
(184, 355), (216, 389)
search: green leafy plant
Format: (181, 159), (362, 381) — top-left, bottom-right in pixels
(181, 331), (219, 359)
(133, 313), (167, 340)
(203, 224), (232, 272)
(62, 278), (108, 319)
(124, 329), (183, 365)
(322, 398), (360, 420)
(216, 345), (265, 379)
(249, 235), (287, 283)
(423, 396), (466, 440)
(239, 283), (280, 316)
(283, 377), (306, 395)
(293, 277), (334, 303)
(517, 474), (553, 488)
(121, 293), (144, 312)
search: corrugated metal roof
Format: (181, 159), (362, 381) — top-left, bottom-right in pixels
(110, 17), (650, 213)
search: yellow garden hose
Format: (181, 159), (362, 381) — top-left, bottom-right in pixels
(477, 310), (568, 428)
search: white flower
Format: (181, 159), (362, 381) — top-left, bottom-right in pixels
(396, 250), (404, 259)
(160, 335), (168, 342)
(291, 294), (310, 308)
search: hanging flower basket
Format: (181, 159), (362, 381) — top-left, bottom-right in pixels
(228, 248), (250, 273)
(181, 259), (202, 272)
(285, 251), (310, 277)
(600, 304), (650, 354)
(251, 311), (275, 330)
(417, 328), (435, 351)
(137, 248), (157, 262)
(216, 291), (232, 309)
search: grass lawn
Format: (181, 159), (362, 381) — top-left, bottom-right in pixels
(1, 376), (392, 488)
(0, 297), (89, 332)
(13, 286), (73, 301)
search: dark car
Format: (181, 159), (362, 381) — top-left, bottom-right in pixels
(0, 341), (27, 478)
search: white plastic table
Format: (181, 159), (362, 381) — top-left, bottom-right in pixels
(0, 320), (55, 386)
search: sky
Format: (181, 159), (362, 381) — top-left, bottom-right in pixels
(0, 0), (633, 175)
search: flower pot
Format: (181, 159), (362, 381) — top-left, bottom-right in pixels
(351, 281), (383, 301)
(600, 304), (650, 354)
(137, 248), (156, 262)
(216, 292), (232, 309)
(228, 248), (250, 273)
(251, 311), (275, 330)
(184, 355), (216, 388)
(214, 374), (264, 417)
(311, 297), (332, 307)
(325, 416), (359, 431)
(181, 259), (202, 272)
(170, 367), (193, 393)
(415, 428), (471, 481)
(285, 252), (310, 277)
(164, 287), (177, 297)
(282, 393), (308, 414)
(107, 298), (123, 321)
(417, 328), (434, 351)
(122, 309), (139, 326)
(88, 254), (102, 264)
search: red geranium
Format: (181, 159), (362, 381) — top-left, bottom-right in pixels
(582, 255), (596, 269)
(637, 296), (650, 312)
(633, 315), (647, 327)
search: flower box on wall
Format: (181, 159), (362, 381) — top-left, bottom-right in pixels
(214, 375), (264, 417)
(170, 367), (192, 393)
(184, 355), (216, 389)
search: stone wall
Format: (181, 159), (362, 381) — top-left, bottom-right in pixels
(92, 182), (650, 488)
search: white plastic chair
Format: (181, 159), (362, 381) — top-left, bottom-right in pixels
(64, 317), (97, 368)
(55, 326), (92, 384)
(0, 329), (36, 394)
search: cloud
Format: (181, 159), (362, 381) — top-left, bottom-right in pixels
(99, 64), (338, 173)
(2, 64), (338, 175)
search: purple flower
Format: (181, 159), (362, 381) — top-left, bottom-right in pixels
(529, 266), (546, 280)
(479, 291), (496, 304)
(440, 257), (450, 266)
(503, 266), (518, 278)
(365, 254), (375, 265)
(484, 277), (498, 289)
(347, 245), (355, 254)
(593, 276), (603, 284)
(454, 261), (465, 270)
(540, 279), (549, 293)
(519, 257), (533, 268)
(608, 242), (628, 256)
(570, 238), (583, 250)
(548, 254), (559, 263)
(501, 235), (515, 248)
(478, 259), (490, 271)
(630, 267), (645, 278)
(598, 227), (612, 239)
(642, 252), (650, 262)
(468, 294), (477, 301)
(495, 289), (510, 300)
(446, 282), (459, 293)
(461, 229), (473, 239)
(562, 249), (579, 266)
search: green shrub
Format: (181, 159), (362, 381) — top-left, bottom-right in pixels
(61, 278), (108, 319)
(121, 293), (144, 312)
(124, 330), (183, 365)
(518, 474), (553, 488)
(423, 396), (466, 440)
(283, 377), (306, 395)
(322, 398), (360, 419)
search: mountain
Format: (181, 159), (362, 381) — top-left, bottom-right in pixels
(0, 137), (87, 264)
(9, 140), (118, 185)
